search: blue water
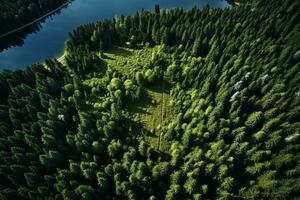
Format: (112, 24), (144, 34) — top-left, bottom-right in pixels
(0, 0), (229, 69)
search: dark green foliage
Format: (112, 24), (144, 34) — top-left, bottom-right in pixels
(152, 162), (171, 180)
(0, 0), (300, 199)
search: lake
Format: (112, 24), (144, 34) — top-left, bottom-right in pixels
(0, 0), (229, 69)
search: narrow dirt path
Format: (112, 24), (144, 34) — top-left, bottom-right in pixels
(157, 80), (164, 151)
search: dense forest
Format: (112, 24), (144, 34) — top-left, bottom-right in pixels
(0, 0), (69, 35)
(0, 0), (300, 199)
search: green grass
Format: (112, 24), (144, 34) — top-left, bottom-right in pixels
(100, 45), (173, 151)
(102, 45), (161, 76)
(81, 45), (172, 151)
(127, 80), (172, 151)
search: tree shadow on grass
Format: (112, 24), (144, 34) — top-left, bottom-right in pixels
(127, 105), (150, 115)
(125, 117), (156, 138)
(127, 90), (156, 114)
(83, 57), (108, 78)
(101, 54), (115, 60)
(109, 46), (133, 57)
(147, 79), (172, 94)
(90, 59), (108, 76)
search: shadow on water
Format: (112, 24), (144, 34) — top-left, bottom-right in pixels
(0, 4), (69, 52)
(0, 26), (40, 52)
(0, 0), (230, 69)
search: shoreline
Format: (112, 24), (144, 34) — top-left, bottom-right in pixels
(0, 1), (71, 39)
(57, 54), (66, 64)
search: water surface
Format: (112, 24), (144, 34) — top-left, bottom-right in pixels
(0, 0), (229, 69)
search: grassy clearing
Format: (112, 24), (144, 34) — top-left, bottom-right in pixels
(102, 45), (161, 76)
(100, 45), (173, 151)
(79, 45), (172, 151)
(126, 80), (173, 151)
